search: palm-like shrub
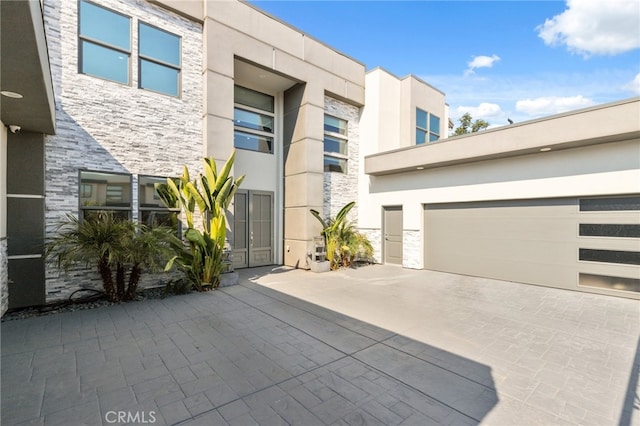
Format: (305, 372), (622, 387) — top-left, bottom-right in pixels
(46, 212), (179, 302)
(156, 151), (244, 289)
(310, 202), (373, 270)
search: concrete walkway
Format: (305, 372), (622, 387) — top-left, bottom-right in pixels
(2, 265), (638, 425)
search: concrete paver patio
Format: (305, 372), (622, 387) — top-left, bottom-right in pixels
(2, 265), (639, 425)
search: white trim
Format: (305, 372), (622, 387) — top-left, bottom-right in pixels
(8, 254), (42, 260)
(7, 194), (45, 199)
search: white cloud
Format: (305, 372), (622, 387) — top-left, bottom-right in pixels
(464, 55), (500, 76)
(623, 73), (640, 95)
(515, 95), (594, 116)
(455, 102), (503, 119)
(537, 0), (640, 57)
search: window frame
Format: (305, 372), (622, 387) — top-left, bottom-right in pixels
(323, 114), (349, 173)
(79, 169), (132, 221)
(77, 0), (132, 85)
(416, 108), (440, 145)
(138, 175), (182, 234)
(233, 86), (275, 154)
(137, 22), (182, 97)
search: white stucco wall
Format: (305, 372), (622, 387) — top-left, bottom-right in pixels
(43, 0), (203, 301)
(360, 138), (640, 269)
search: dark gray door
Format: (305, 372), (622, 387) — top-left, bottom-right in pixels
(383, 206), (403, 265)
(233, 190), (273, 268)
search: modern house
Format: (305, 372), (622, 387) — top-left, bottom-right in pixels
(1, 0), (638, 316)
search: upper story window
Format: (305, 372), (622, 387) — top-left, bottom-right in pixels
(79, 0), (131, 84)
(324, 115), (348, 173)
(416, 108), (440, 144)
(234, 86), (275, 154)
(80, 170), (132, 221)
(139, 23), (181, 97)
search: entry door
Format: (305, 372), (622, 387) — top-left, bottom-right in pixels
(383, 206), (403, 265)
(233, 191), (274, 268)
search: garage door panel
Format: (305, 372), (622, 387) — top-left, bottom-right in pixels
(424, 199), (578, 290)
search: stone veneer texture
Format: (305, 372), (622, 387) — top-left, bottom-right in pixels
(360, 228), (381, 263)
(323, 96), (360, 224)
(403, 230), (422, 269)
(0, 239), (7, 316)
(43, 0), (203, 301)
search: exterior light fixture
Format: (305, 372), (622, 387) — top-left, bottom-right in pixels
(1, 91), (24, 99)
(540, 147), (552, 152)
(416, 166), (424, 170)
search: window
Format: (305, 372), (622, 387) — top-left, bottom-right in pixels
(324, 115), (348, 173)
(579, 196), (640, 212)
(416, 108), (440, 144)
(79, 0), (131, 84)
(138, 23), (181, 97)
(138, 175), (181, 233)
(234, 86), (275, 154)
(79, 170), (132, 220)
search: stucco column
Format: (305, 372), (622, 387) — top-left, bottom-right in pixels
(282, 83), (325, 268)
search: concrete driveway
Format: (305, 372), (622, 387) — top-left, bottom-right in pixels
(2, 265), (638, 425)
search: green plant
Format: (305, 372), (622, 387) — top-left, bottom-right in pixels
(156, 151), (244, 289)
(45, 212), (178, 302)
(310, 202), (372, 270)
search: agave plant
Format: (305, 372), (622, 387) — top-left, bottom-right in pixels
(46, 212), (178, 302)
(156, 151), (244, 289)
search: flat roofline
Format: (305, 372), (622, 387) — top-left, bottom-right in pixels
(242, 1), (365, 68)
(365, 97), (640, 176)
(366, 66), (447, 96)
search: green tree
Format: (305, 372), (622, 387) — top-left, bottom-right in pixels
(156, 151), (244, 289)
(453, 112), (490, 135)
(46, 212), (178, 302)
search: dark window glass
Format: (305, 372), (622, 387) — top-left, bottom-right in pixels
(139, 23), (180, 66)
(430, 114), (440, 135)
(79, 1), (130, 50)
(78, 1), (130, 84)
(579, 273), (640, 293)
(579, 196), (640, 211)
(579, 249), (640, 265)
(416, 108), (427, 129)
(82, 210), (130, 222)
(324, 135), (347, 155)
(140, 210), (180, 232)
(579, 224), (640, 238)
(234, 131), (273, 154)
(138, 23), (180, 97)
(80, 171), (131, 209)
(234, 108), (274, 132)
(324, 156), (347, 173)
(324, 115), (347, 135)
(140, 60), (179, 96)
(234, 86), (274, 112)
(80, 40), (129, 84)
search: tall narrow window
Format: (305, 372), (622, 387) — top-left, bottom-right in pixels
(79, 170), (132, 221)
(416, 108), (440, 144)
(138, 176), (181, 234)
(324, 115), (348, 173)
(138, 23), (181, 97)
(78, 0), (131, 84)
(234, 86), (275, 154)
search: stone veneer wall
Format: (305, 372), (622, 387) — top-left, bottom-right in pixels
(43, 0), (202, 302)
(1, 239), (7, 316)
(323, 96), (360, 223)
(360, 228), (381, 263)
(403, 230), (422, 269)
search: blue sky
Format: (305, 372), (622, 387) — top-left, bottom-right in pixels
(249, 0), (640, 128)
